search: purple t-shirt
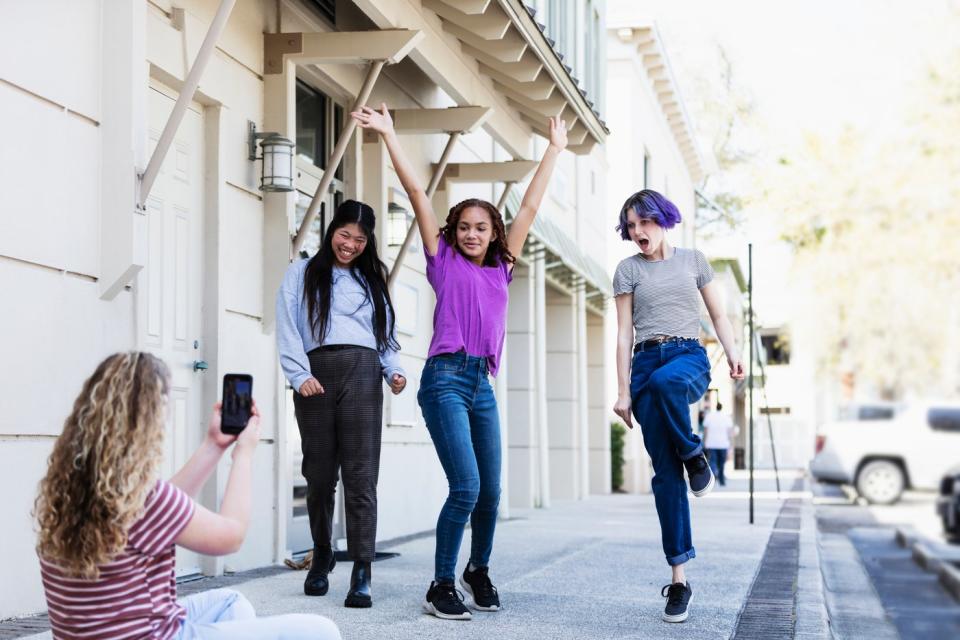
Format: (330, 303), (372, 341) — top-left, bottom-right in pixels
(425, 235), (512, 376)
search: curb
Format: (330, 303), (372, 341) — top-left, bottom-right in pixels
(938, 560), (960, 603)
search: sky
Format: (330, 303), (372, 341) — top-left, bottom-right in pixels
(638, 0), (959, 325)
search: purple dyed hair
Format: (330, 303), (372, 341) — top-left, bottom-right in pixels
(615, 189), (682, 240)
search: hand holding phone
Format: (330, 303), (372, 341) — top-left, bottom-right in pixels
(221, 374), (254, 435)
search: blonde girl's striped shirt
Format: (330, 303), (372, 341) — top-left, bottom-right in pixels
(39, 480), (195, 640)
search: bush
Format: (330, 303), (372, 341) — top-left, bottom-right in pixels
(611, 421), (627, 491)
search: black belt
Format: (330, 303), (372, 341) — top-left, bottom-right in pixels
(633, 337), (698, 353)
(311, 344), (373, 352)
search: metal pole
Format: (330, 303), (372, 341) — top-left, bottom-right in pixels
(756, 332), (782, 495)
(292, 60), (386, 255)
(387, 131), (461, 288)
(748, 243), (755, 524)
(140, 0), (237, 206)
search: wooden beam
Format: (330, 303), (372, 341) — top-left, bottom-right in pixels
(422, 0), (510, 40)
(439, 160), (538, 183)
(441, 20), (527, 63)
(433, 0), (491, 14)
(391, 105), (492, 133)
(501, 85), (567, 117)
(567, 139), (597, 156)
(510, 99), (578, 132)
(480, 61), (555, 99)
(463, 43), (542, 82)
(264, 30), (423, 73)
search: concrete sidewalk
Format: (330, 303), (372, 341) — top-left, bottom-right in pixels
(17, 472), (803, 640)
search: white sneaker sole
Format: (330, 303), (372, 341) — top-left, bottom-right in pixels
(690, 471), (716, 497)
(422, 601), (472, 620)
(662, 593), (692, 623)
(459, 576), (502, 611)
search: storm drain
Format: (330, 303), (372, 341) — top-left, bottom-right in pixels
(732, 493), (803, 639)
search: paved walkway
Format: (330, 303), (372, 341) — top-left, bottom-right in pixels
(18, 472), (805, 640)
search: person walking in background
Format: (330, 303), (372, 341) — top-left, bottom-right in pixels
(612, 190), (745, 624)
(277, 200), (407, 608)
(703, 402), (737, 486)
(35, 352), (341, 639)
(353, 102), (567, 620)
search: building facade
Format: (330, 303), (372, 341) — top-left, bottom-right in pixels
(0, 0), (615, 618)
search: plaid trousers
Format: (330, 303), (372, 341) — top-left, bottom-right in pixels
(293, 346), (383, 562)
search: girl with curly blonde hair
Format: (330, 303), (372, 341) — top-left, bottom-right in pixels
(35, 352), (340, 639)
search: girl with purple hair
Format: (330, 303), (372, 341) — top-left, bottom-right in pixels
(611, 189), (744, 623)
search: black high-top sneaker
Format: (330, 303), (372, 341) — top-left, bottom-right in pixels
(344, 561), (372, 608)
(303, 547), (336, 596)
(683, 453), (716, 497)
(423, 580), (471, 620)
(661, 581), (693, 623)
(460, 564), (501, 611)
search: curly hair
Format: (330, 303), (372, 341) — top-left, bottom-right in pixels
(616, 189), (683, 239)
(35, 352), (170, 578)
(440, 198), (516, 267)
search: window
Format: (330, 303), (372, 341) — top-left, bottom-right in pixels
(296, 80), (344, 180)
(547, 0), (571, 60)
(583, 2), (602, 113)
(760, 407), (791, 415)
(304, 0), (335, 25)
(928, 408), (960, 432)
(761, 333), (790, 365)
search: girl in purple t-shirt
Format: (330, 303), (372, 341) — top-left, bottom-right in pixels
(353, 104), (567, 620)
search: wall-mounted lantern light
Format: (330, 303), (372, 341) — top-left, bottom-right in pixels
(248, 121), (295, 192)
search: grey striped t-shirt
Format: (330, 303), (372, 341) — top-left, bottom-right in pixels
(612, 248), (714, 343)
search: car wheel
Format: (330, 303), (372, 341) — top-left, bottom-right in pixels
(856, 460), (905, 505)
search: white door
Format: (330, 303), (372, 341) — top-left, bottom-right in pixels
(139, 83), (206, 576)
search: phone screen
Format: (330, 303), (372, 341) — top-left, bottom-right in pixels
(221, 374), (253, 434)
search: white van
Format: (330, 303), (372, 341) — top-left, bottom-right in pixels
(810, 402), (960, 504)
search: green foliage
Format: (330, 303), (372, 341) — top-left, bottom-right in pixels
(611, 422), (627, 491)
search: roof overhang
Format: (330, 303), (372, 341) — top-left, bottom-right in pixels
(608, 20), (705, 181)
(355, 0), (607, 156)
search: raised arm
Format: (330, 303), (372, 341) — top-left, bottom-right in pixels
(352, 103), (440, 256)
(612, 293), (635, 429)
(700, 281), (745, 380)
(174, 404), (261, 555)
(506, 117), (568, 259)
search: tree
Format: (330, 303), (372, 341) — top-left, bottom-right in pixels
(750, 40), (960, 399)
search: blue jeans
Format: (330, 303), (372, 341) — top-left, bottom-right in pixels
(708, 448), (728, 485)
(630, 339), (711, 566)
(418, 352), (502, 582)
(175, 588), (340, 639)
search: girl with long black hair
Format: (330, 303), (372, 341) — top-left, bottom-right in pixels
(276, 200), (406, 609)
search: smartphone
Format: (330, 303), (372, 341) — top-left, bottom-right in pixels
(221, 373), (253, 435)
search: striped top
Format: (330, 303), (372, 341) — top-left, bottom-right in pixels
(39, 480), (195, 640)
(613, 248), (714, 343)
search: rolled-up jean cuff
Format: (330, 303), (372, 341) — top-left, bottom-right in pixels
(680, 443), (703, 461)
(666, 548), (696, 566)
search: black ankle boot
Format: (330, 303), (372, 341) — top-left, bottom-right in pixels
(303, 547), (336, 596)
(344, 561), (372, 608)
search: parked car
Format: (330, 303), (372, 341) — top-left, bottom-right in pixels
(938, 466), (960, 542)
(810, 402), (960, 505)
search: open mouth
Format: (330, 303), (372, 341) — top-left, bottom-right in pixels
(337, 248), (357, 261)
(638, 238), (650, 250)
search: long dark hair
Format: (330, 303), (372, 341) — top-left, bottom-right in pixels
(303, 200), (399, 354)
(439, 198), (516, 267)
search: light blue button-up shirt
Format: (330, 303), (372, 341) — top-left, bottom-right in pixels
(276, 259), (404, 392)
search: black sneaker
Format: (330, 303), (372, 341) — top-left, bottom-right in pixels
(661, 581), (693, 623)
(683, 453), (715, 497)
(460, 565), (501, 611)
(423, 580), (472, 620)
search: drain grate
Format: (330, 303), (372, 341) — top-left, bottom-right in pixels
(732, 494), (802, 639)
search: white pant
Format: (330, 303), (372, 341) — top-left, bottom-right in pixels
(175, 588), (341, 640)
